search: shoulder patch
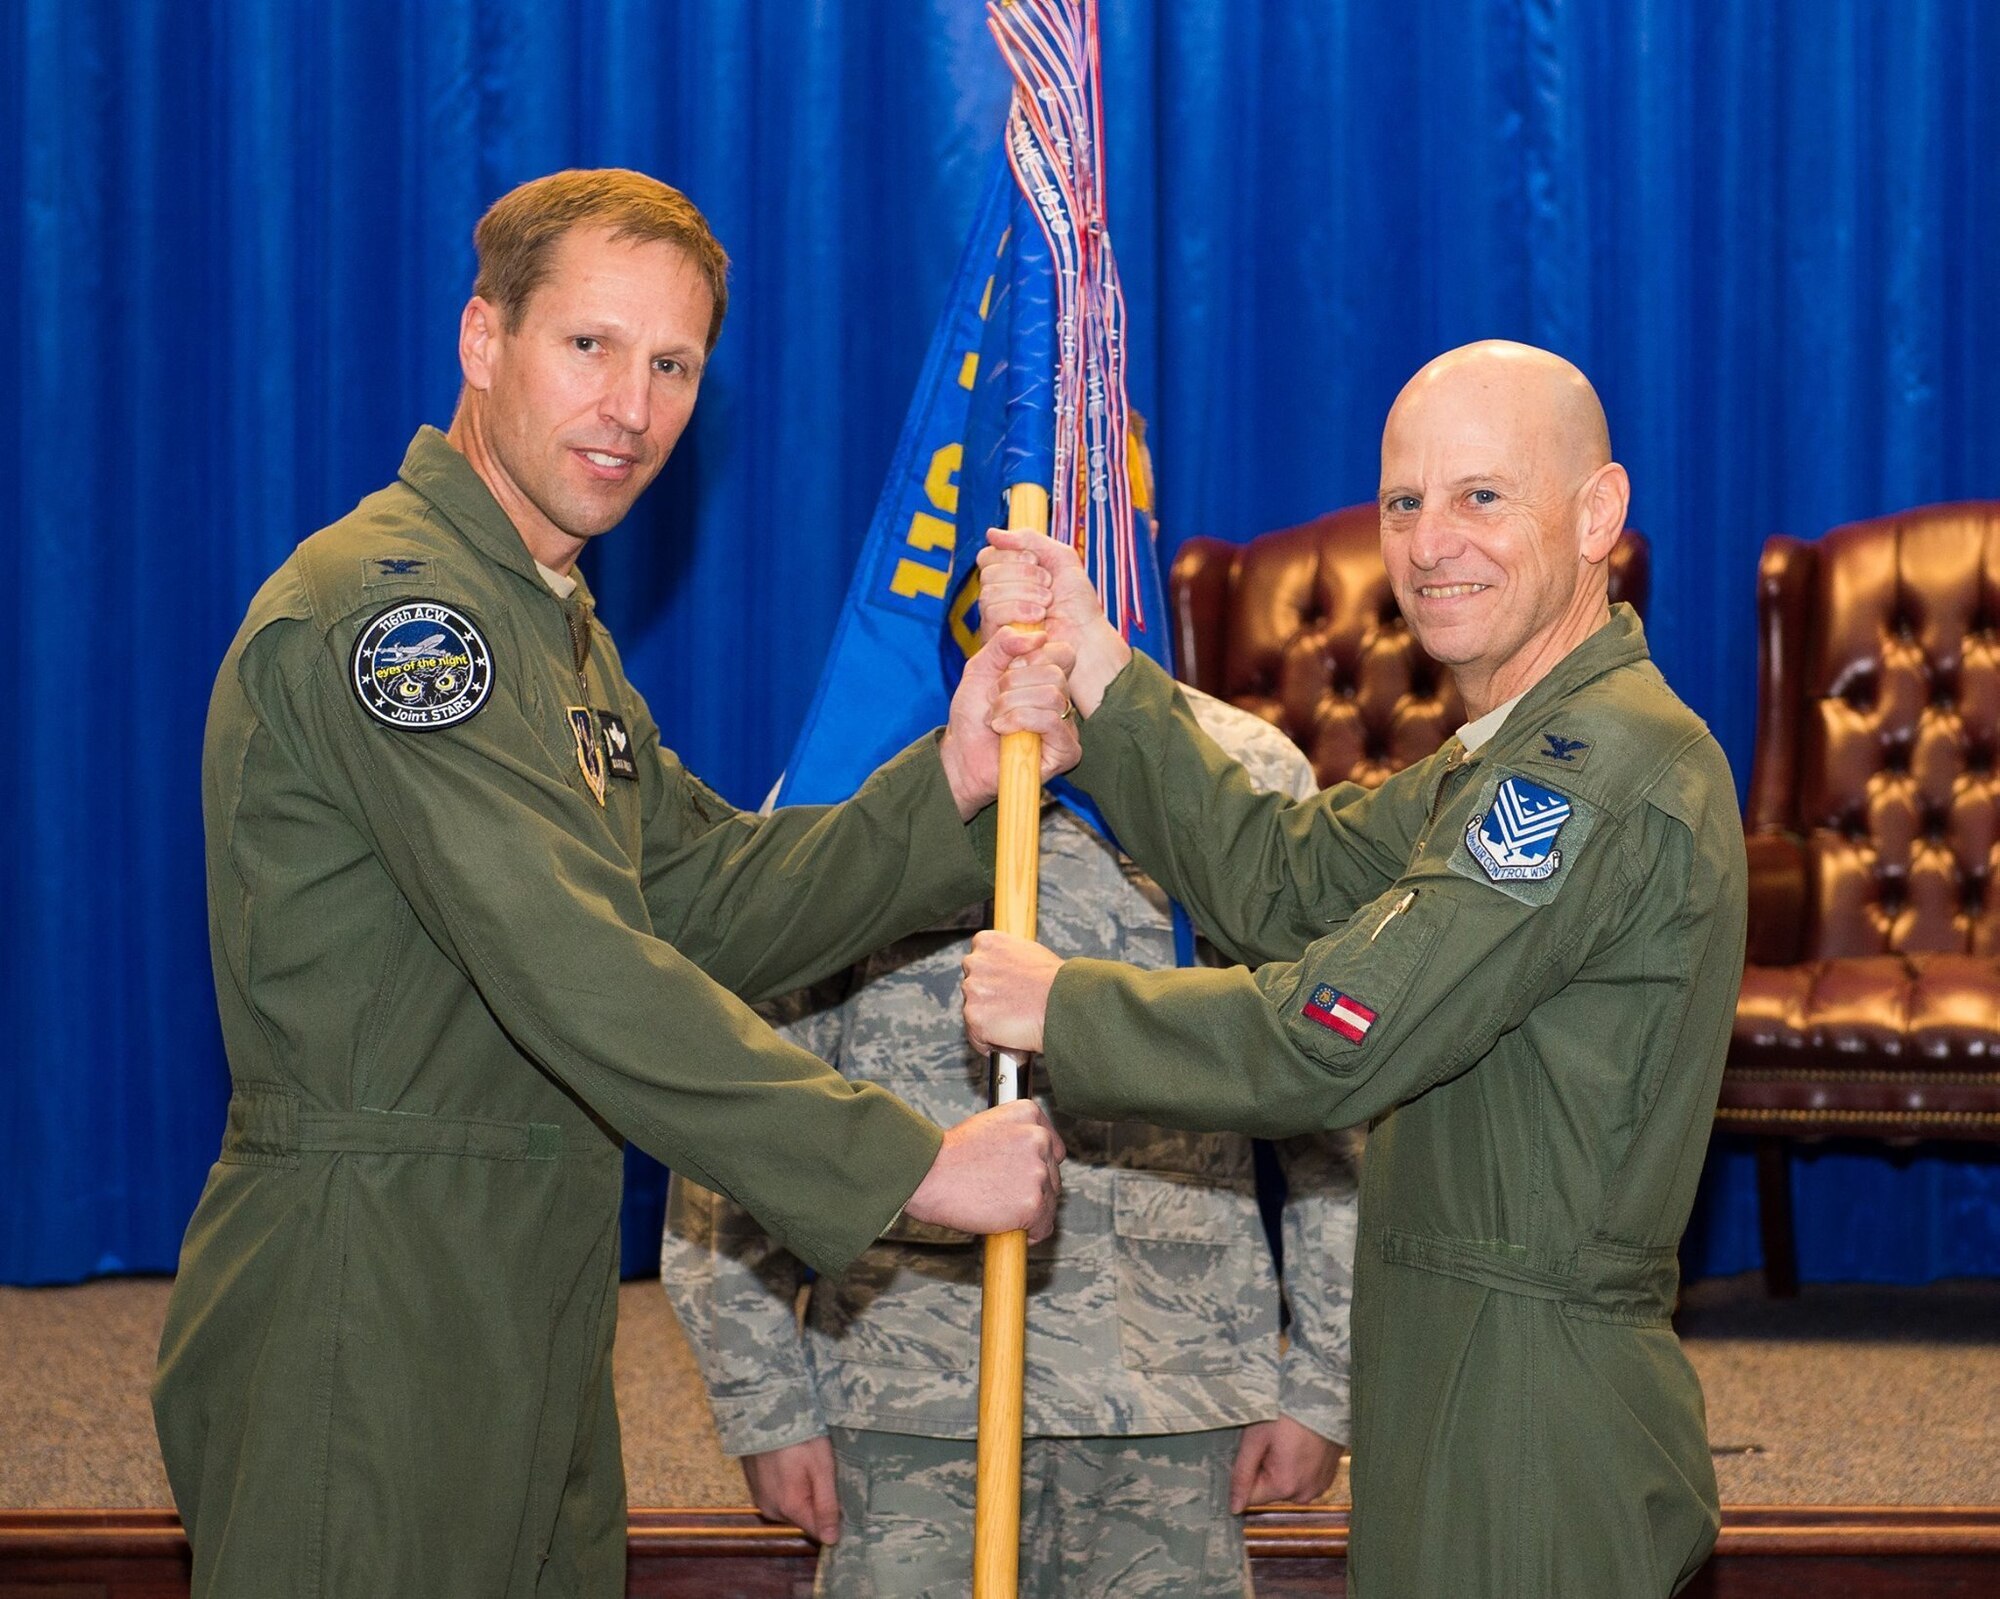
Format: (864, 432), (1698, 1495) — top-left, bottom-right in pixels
(1466, 775), (1572, 882)
(1447, 768), (1601, 901)
(350, 600), (493, 730)
(1538, 731), (1591, 765)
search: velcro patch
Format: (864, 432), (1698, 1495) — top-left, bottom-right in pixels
(350, 601), (493, 730)
(1466, 776), (1572, 882)
(1301, 984), (1376, 1043)
(598, 710), (638, 781)
(567, 707), (608, 805)
(1448, 769), (1598, 906)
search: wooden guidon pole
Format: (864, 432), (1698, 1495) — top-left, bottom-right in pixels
(972, 481), (1050, 1599)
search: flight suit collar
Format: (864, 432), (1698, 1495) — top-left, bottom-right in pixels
(1420, 604), (1650, 809)
(1418, 734), (1472, 823)
(1495, 602), (1650, 738)
(396, 425), (552, 593)
(1457, 604), (1649, 765)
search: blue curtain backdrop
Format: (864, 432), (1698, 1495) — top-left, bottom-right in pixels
(4, 0), (1998, 1285)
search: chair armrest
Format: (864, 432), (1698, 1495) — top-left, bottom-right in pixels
(1743, 828), (1808, 966)
(1169, 536), (1237, 697)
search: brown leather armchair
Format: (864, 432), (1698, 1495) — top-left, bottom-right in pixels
(1170, 504), (1651, 787)
(1721, 502), (2000, 1294)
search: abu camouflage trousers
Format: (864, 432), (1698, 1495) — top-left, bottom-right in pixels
(814, 1426), (1253, 1599)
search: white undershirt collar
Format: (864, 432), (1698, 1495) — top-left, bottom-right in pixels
(1456, 690), (1527, 754)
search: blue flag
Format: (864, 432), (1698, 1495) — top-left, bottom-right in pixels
(779, 0), (1193, 962)
(777, 156), (1005, 806)
(779, 161), (1171, 806)
(782, 0), (1169, 811)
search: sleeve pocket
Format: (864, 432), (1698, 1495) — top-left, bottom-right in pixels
(1262, 883), (1457, 1072)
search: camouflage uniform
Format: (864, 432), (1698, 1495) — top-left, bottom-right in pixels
(817, 1427), (1248, 1599)
(664, 691), (1355, 1599)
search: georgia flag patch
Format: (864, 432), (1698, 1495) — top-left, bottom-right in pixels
(1302, 984), (1377, 1043)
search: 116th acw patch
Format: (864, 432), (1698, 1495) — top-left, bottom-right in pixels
(351, 601), (494, 730)
(1466, 775), (1572, 882)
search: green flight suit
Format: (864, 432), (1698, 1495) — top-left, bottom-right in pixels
(1039, 609), (1747, 1598)
(155, 428), (993, 1598)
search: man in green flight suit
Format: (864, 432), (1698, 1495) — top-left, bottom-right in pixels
(964, 341), (1749, 1597)
(155, 169), (1071, 1599)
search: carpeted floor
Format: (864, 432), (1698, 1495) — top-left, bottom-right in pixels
(2, 1273), (1996, 1509)
(1674, 1272), (2000, 1504)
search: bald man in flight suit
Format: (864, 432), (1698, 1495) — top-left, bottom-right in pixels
(964, 342), (1748, 1597)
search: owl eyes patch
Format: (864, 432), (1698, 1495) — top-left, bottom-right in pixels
(350, 601), (494, 731)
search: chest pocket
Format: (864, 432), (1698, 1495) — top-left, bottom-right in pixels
(1111, 1171), (1274, 1373)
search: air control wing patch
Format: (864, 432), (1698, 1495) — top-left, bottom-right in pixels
(350, 601), (493, 730)
(1466, 775), (1572, 882)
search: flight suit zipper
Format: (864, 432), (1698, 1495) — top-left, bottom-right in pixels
(557, 595), (612, 808)
(565, 600), (594, 700)
(1415, 746), (1476, 854)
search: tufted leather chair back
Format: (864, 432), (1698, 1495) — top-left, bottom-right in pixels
(1745, 504), (2000, 961)
(1169, 505), (1652, 789)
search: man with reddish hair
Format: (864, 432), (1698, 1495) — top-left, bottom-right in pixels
(470, 167), (731, 354)
(156, 169), (1069, 1598)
